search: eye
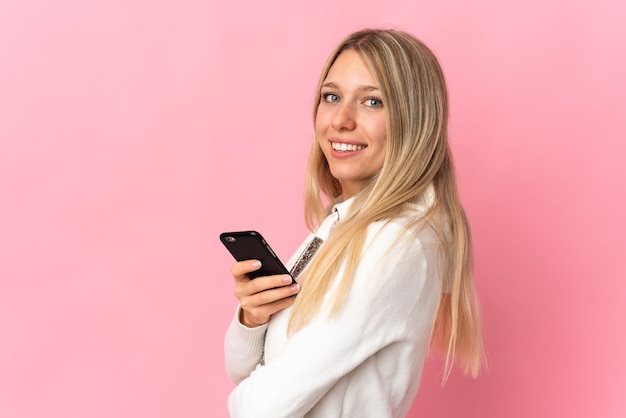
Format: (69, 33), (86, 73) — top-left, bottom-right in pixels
(321, 92), (340, 103)
(364, 97), (383, 108)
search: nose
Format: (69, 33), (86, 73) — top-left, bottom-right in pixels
(331, 103), (356, 131)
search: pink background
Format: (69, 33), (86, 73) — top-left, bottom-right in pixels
(1, 0), (624, 417)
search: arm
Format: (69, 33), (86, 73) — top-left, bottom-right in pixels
(227, 223), (440, 417)
(224, 307), (268, 384)
(224, 260), (300, 383)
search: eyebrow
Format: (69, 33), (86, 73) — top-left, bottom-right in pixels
(321, 81), (380, 92)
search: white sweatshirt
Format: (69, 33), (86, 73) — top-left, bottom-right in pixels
(224, 196), (441, 417)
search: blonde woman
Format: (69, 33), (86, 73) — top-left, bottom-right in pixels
(224, 28), (484, 417)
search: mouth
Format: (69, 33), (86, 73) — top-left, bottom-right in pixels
(331, 142), (367, 152)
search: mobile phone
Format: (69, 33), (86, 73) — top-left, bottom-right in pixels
(219, 231), (294, 282)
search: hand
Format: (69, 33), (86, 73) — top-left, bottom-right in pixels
(232, 260), (300, 328)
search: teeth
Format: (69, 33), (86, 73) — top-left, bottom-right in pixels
(331, 142), (365, 152)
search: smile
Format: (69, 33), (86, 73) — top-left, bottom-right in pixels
(331, 142), (366, 152)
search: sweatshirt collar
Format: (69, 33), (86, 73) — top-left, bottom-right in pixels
(330, 183), (436, 222)
(331, 196), (355, 222)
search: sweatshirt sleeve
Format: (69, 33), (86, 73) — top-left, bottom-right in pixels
(224, 307), (269, 384)
(227, 222), (441, 417)
(224, 233), (315, 384)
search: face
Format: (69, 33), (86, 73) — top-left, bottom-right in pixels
(315, 49), (387, 199)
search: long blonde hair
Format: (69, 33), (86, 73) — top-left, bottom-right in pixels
(288, 29), (484, 381)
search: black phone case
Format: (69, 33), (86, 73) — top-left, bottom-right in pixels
(219, 231), (293, 281)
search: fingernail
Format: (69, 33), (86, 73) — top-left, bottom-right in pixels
(281, 275), (292, 284)
(251, 260), (262, 268)
(289, 284), (300, 292)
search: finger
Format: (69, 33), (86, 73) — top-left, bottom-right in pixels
(244, 296), (298, 327)
(235, 274), (294, 297)
(238, 282), (299, 310)
(252, 282), (300, 304)
(231, 260), (262, 280)
(240, 285), (300, 326)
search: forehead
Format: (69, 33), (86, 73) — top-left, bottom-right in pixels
(323, 50), (378, 87)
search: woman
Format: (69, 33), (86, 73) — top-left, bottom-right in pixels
(224, 28), (484, 417)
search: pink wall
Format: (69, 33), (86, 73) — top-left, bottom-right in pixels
(1, 0), (624, 417)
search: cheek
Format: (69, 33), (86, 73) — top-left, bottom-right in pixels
(372, 121), (388, 167)
(315, 124), (329, 155)
(314, 109), (328, 133)
(370, 118), (388, 148)
(314, 116), (324, 142)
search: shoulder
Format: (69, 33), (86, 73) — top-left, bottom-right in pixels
(354, 214), (441, 286)
(339, 213), (442, 324)
(361, 183), (440, 250)
(364, 211), (439, 258)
